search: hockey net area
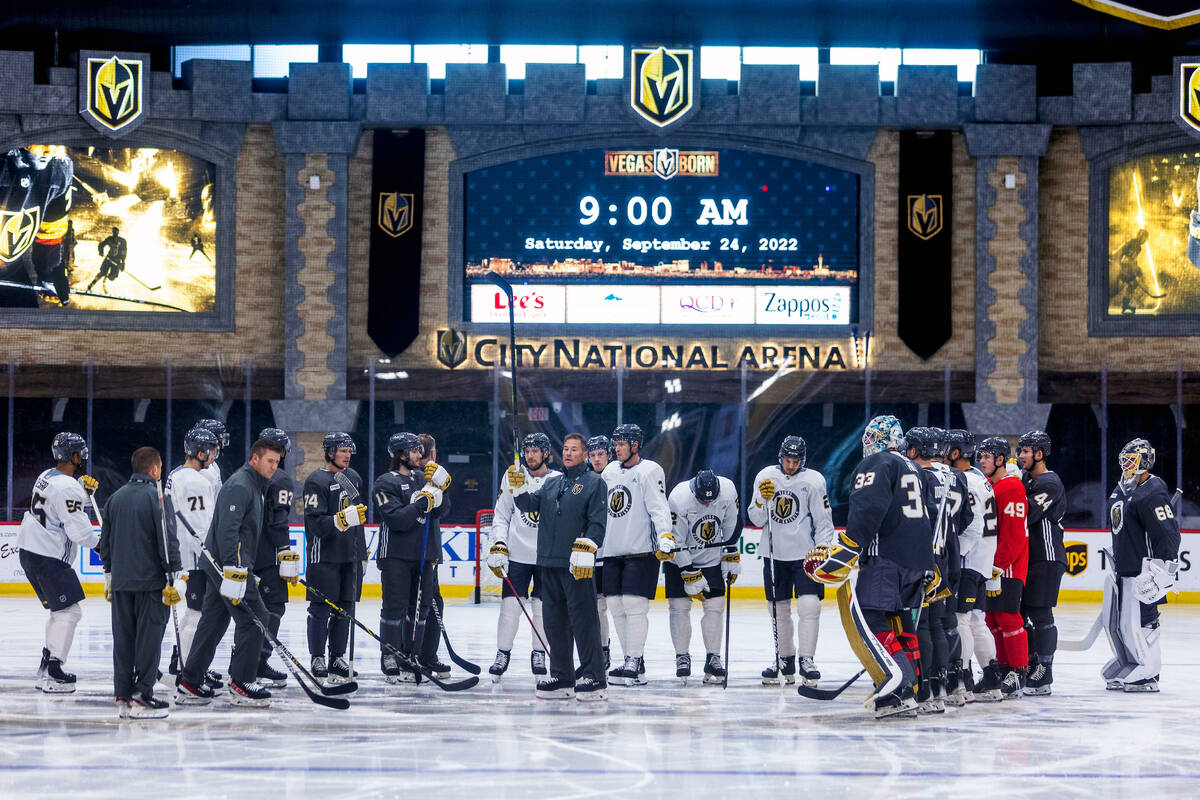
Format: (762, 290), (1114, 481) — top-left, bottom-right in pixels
(474, 508), (502, 603)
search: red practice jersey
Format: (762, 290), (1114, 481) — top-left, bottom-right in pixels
(990, 474), (1029, 583)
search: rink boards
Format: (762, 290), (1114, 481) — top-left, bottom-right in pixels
(1, 522), (1197, 601)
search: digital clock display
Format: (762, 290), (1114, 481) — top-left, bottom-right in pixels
(462, 146), (861, 326)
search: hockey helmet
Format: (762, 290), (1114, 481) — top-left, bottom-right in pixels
(903, 427), (939, 460)
(1018, 430), (1051, 460)
(777, 435), (807, 469)
(691, 469), (721, 503)
(945, 429), (976, 461)
(195, 418), (229, 449)
(387, 432), (422, 459)
(323, 431), (356, 460)
(257, 427), (291, 454)
(586, 434), (615, 458)
(928, 427), (948, 458)
(51, 432), (88, 463)
(977, 436), (1011, 461)
(862, 415), (904, 458)
(522, 432), (552, 457)
(183, 426), (219, 459)
(612, 423), (644, 449)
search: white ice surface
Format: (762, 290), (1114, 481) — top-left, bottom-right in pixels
(0, 597), (1197, 799)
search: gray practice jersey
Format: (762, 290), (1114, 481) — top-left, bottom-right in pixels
(667, 476), (740, 569)
(17, 468), (98, 563)
(490, 468), (561, 564)
(165, 465), (217, 571)
(747, 464), (835, 561)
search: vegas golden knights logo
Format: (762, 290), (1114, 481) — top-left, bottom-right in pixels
(0, 208), (41, 263)
(610, 492), (627, 515)
(907, 194), (944, 240)
(528, 511), (540, 524)
(773, 496), (794, 521)
(697, 520), (717, 543)
(435, 328), (467, 369)
(1109, 500), (1124, 534)
(630, 47), (694, 128)
(378, 192), (414, 238)
(654, 148), (679, 180)
(1064, 541), (1089, 577)
(86, 56), (143, 131)
(1180, 63), (1200, 133)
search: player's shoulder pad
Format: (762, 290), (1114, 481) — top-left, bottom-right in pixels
(302, 469), (329, 491)
(1137, 474), (1172, 502)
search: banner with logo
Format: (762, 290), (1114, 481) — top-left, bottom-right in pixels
(368, 129), (425, 357)
(898, 130), (952, 360)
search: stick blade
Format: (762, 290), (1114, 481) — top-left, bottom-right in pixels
(321, 680), (359, 696)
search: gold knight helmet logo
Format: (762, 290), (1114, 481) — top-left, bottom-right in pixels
(1180, 63), (1200, 133)
(0, 208), (41, 263)
(631, 47), (694, 127)
(653, 148), (679, 180)
(435, 328), (467, 369)
(86, 56), (143, 131)
(378, 192), (414, 238)
(906, 194), (944, 240)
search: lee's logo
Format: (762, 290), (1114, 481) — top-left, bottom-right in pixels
(1065, 541), (1088, 576)
(630, 47), (694, 128)
(377, 192), (414, 237)
(85, 56), (143, 132)
(494, 291), (546, 311)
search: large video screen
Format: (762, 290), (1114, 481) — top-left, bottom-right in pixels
(463, 146), (860, 326)
(0, 145), (216, 313)
(1107, 150), (1200, 317)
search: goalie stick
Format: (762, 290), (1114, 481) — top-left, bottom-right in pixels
(300, 578), (479, 692)
(174, 510), (354, 709)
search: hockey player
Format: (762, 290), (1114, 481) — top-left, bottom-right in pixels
(0, 145), (73, 308)
(507, 433), (609, 700)
(164, 426), (223, 690)
(927, 428), (968, 706)
(303, 432), (368, 684)
(602, 423), (673, 685)
(176, 437), (286, 707)
(194, 418), (229, 489)
(253, 428), (300, 688)
(804, 415), (934, 719)
(748, 435), (835, 687)
(373, 432), (450, 683)
(587, 435), (615, 670)
(1017, 430), (1067, 696)
(1103, 439), (1181, 692)
(416, 433), (454, 678)
(975, 436), (1029, 701)
(486, 433), (558, 681)
(665, 469), (740, 685)
(945, 429), (998, 703)
(96, 447), (183, 719)
(16, 432), (99, 692)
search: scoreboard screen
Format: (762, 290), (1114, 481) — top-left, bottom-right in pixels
(462, 146), (861, 327)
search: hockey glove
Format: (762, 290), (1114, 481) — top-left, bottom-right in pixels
(334, 503), (368, 531)
(423, 462), (452, 492)
(162, 576), (186, 606)
(655, 531), (676, 562)
(681, 568), (709, 597)
(1134, 557), (1180, 604)
(505, 465), (527, 496)
(81, 474), (99, 492)
(922, 566), (950, 605)
(413, 484), (442, 514)
(278, 548), (301, 584)
(220, 565), (248, 605)
(103, 571), (112, 602)
(985, 567), (1003, 598)
(721, 551), (742, 585)
(1005, 459), (1022, 478)
(757, 479), (776, 501)
(487, 542), (510, 579)
(569, 538), (598, 580)
(803, 533), (861, 586)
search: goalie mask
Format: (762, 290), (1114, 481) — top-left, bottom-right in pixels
(1119, 438), (1155, 489)
(862, 415), (904, 458)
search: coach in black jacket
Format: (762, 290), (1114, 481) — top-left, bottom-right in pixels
(511, 432), (607, 698)
(97, 447), (182, 708)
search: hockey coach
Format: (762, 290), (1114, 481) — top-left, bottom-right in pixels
(507, 433), (608, 700)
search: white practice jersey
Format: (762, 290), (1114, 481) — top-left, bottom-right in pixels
(667, 476), (739, 569)
(16, 468), (98, 563)
(490, 468), (561, 564)
(166, 465), (217, 570)
(202, 461), (222, 491)
(600, 458), (672, 557)
(960, 466), (998, 576)
(747, 465), (835, 561)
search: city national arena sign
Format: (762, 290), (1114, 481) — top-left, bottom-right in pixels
(433, 329), (852, 371)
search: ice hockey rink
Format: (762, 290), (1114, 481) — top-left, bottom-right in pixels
(0, 598), (1196, 798)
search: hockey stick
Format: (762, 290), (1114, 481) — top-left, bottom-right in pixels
(1060, 545), (1118, 651)
(331, 472), (363, 679)
(412, 516), (432, 653)
(300, 578), (478, 692)
(426, 594), (481, 675)
(486, 271), (521, 467)
(174, 510), (354, 708)
(722, 575), (731, 690)
(123, 269), (162, 291)
(500, 571), (553, 655)
(0, 279), (187, 311)
(762, 514), (784, 688)
(156, 479), (184, 682)
(796, 668), (867, 700)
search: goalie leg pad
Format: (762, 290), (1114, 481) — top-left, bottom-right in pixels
(1116, 577), (1162, 684)
(838, 583), (904, 700)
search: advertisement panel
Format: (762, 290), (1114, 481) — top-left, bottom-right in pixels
(660, 285), (756, 324)
(755, 285), (852, 325)
(566, 284), (660, 323)
(469, 283), (565, 323)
